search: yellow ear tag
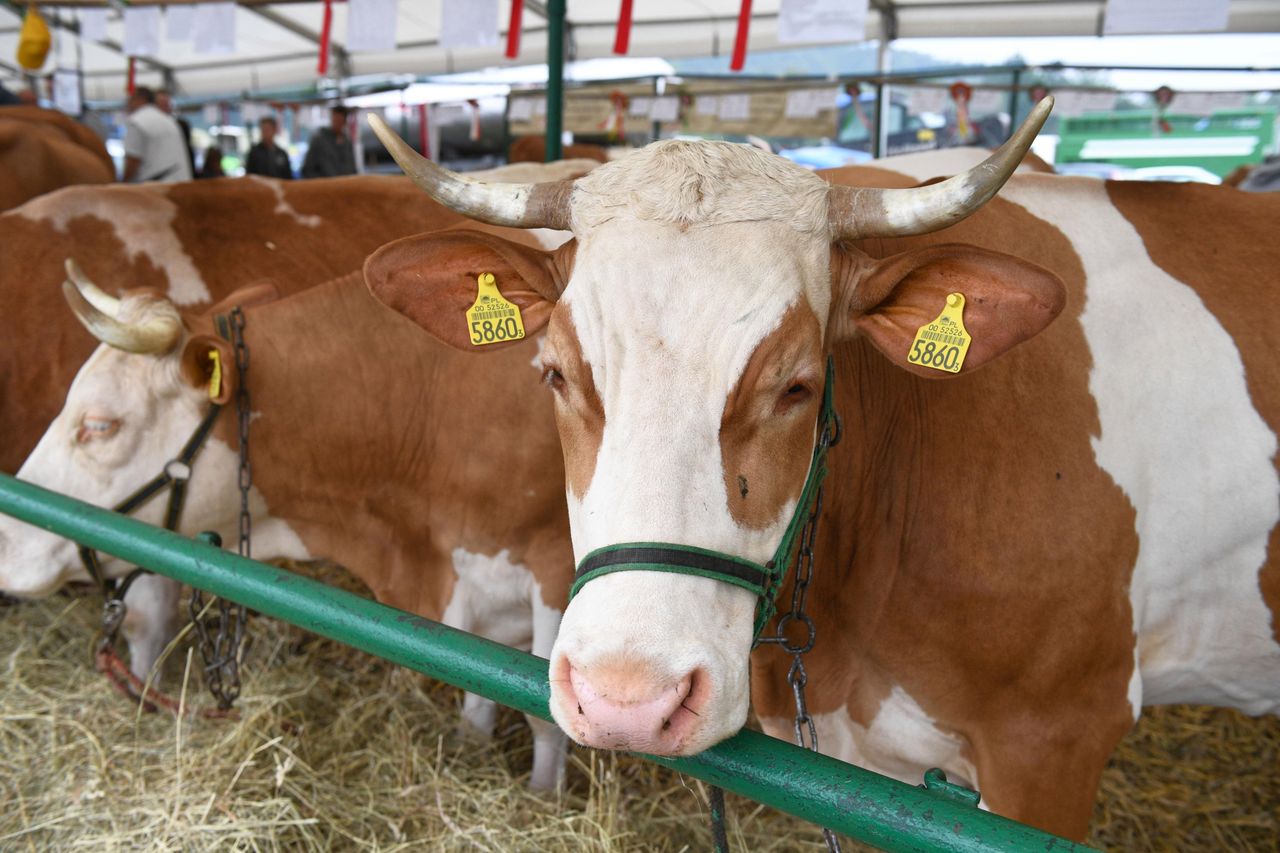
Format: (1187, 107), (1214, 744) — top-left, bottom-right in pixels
(207, 349), (223, 399)
(907, 292), (972, 374)
(464, 272), (526, 346)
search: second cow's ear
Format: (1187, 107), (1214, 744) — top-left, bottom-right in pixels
(180, 335), (236, 405)
(365, 229), (568, 352)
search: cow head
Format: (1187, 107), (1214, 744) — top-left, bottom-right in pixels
(365, 100), (1065, 756)
(0, 263), (257, 598)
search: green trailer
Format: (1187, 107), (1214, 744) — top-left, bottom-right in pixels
(1056, 107), (1278, 178)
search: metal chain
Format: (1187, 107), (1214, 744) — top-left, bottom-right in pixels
(189, 307), (251, 710)
(710, 412), (843, 853)
(756, 411), (843, 853)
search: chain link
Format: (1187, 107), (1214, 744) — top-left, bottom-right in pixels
(756, 411), (842, 853)
(189, 307), (251, 710)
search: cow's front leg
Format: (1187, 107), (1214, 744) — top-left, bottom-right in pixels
(968, 705), (1133, 841)
(120, 573), (184, 681)
(527, 596), (567, 791)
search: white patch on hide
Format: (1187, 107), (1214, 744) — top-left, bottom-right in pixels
(245, 175), (322, 228)
(15, 184), (210, 304)
(760, 685), (979, 790)
(1006, 175), (1280, 715)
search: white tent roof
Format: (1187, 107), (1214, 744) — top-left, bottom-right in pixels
(2, 0), (1278, 100)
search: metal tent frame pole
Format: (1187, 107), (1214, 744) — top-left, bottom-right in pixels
(544, 0), (565, 161)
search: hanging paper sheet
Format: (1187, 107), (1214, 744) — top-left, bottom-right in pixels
(348, 0), (397, 52)
(167, 6), (196, 42)
(439, 0), (498, 49)
(1103, 0), (1229, 35)
(123, 6), (161, 58)
(778, 0), (867, 44)
(194, 3), (237, 55)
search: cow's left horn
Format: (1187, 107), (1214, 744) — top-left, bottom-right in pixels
(827, 96), (1053, 240)
(65, 259), (121, 317)
(367, 113), (574, 231)
(61, 265), (181, 355)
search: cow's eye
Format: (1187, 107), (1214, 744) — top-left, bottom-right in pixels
(776, 382), (813, 413)
(76, 416), (121, 443)
(542, 367), (566, 393)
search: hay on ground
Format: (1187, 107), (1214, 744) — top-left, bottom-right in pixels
(1, 570), (1276, 851)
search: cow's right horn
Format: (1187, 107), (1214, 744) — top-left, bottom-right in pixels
(828, 96), (1054, 240)
(367, 113), (574, 231)
(62, 260), (181, 354)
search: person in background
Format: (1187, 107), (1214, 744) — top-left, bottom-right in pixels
(301, 105), (355, 178)
(156, 88), (196, 176)
(122, 86), (193, 183)
(16, 88), (37, 106)
(198, 145), (225, 179)
(245, 115), (293, 179)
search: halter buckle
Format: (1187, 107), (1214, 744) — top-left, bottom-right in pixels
(164, 459), (193, 482)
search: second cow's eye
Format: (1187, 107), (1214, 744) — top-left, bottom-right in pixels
(76, 415), (120, 443)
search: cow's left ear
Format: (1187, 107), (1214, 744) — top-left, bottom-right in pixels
(365, 229), (569, 353)
(180, 335), (236, 405)
(830, 243), (1065, 378)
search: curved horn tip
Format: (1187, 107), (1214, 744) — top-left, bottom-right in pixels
(65, 258), (121, 318)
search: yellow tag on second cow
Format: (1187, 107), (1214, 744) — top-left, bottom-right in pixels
(207, 349), (223, 399)
(907, 292), (972, 374)
(465, 272), (525, 346)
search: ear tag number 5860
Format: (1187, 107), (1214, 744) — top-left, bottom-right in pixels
(907, 292), (972, 374)
(465, 272), (526, 346)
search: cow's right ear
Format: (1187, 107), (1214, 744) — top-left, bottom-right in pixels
(364, 230), (567, 352)
(180, 335), (236, 405)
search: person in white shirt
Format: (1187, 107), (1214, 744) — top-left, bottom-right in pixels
(122, 87), (193, 183)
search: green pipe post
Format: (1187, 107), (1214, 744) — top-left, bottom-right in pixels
(0, 473), (1093, 853)
(545, 0), (565, 162)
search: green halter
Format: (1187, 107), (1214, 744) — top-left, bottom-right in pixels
(568, 357), (840, 643)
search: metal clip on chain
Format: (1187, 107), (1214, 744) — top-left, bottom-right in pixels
(189, 306), (252, 710)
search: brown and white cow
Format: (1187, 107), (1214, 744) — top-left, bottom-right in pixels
(362, 100), (1280, 838)
(0, 161), (597, 475)
(0, 254), (573, 789)
(0, 106), (115, 211)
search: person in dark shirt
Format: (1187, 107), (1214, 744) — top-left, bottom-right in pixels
(301, 105), (356, 178)
(245, 116), (294, 180)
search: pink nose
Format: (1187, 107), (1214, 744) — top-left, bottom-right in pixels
(560, 660), (703, 754)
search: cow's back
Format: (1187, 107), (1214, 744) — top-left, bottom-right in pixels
(0, 107), (114, 210)
(0, 175), (468, 472)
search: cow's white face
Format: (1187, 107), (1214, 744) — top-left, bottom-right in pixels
(365, 115), (1064, 758)
(542, 213), (832, 754)
(0, 298), (238, 598)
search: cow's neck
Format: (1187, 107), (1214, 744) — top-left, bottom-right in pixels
(211, 274), (570, 618)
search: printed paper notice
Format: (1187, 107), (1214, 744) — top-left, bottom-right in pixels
(649, 96), (680, 122)
(778, 0), (867, 44)
(1103, 0), (1228, 34)
(123, 6), (161, 57)
(52, 69), (81, 116)
(79, 8), (107, 42)
(508, 97), (535, 121)
(439, 0), (498, 49)
(193, 3), (236, 55)
(166, 6), (195, 41)
(717, 94), (751, 121)
(348, 0), (397, 52)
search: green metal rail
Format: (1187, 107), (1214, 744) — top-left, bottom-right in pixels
(0, 473), (1093, 853)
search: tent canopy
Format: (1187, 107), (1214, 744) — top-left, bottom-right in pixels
(2, 0), (1278, 100)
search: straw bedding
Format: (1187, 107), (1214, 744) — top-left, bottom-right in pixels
(1, 570), (1276, 852)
